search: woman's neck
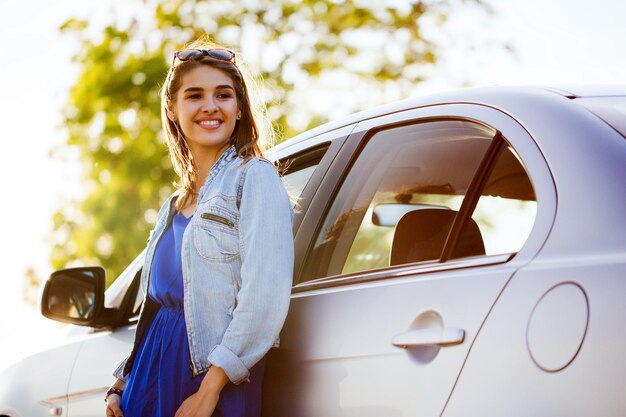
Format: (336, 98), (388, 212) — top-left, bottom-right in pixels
(192, 144), (230, 194)
(195, 161), (212, 193)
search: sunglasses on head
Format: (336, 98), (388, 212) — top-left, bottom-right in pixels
(172, 48), (237, 66)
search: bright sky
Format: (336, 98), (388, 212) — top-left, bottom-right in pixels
(0, 0), (624, 369)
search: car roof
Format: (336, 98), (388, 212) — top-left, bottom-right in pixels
(272, 85), (626, 154)
(538, 85), (626, 98)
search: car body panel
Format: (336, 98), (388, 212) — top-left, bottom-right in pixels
(264, 258), (518, 417)
(66, 327), (135, 417)
(443, 259), (626, 417)
(440, 92), (626, 416)
(0, 341), (82, 417)
(263, 100), (557, 416)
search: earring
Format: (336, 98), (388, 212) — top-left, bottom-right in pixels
(236, 112), (241, 120)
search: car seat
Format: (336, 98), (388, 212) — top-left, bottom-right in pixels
(390, 208), (485, 266)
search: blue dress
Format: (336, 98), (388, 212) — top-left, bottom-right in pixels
(120, 212), (266, 417)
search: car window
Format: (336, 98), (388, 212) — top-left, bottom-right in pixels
(104, 251), (144, 309)
(283, 165), (318, 203)
(462, 144), (537, 257)
(280, 144), (330, 206)
(302, 120), (497, 280)
(131, 273), (144, 316)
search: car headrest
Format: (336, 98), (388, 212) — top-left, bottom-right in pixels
(390, 208), (485, 266)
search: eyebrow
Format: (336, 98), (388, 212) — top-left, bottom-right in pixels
(183, 85), (235, 93)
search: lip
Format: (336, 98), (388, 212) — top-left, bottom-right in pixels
(196, 118), (223, 130)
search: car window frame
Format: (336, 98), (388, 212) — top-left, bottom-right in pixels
(100, 249), (145, 326)
(266, 125), (355, 279)
(269, 124), (355, 234)
(294, 103), (556, 287)
(277, 143), (332, 220)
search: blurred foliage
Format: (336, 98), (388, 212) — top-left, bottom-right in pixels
(23, 267), (41, 306)
(51, 0), (485, 286)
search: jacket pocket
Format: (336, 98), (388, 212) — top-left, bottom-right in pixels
(193, 209), (239, 262)
(201, 212), (235, 229)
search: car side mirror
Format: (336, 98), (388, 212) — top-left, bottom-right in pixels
(41, 266), (107, 326)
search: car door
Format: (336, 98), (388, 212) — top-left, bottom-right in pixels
(65, 253), (145, 416)
(263, 104), (554, 417)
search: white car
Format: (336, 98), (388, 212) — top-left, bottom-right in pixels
(1, 85), (625, 417)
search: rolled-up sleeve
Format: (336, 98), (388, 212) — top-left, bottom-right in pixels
(207, 159), (294, 384)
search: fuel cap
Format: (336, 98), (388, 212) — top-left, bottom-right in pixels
(526, 282), (589, 372)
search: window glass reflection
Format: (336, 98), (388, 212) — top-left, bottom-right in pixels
(304, 120), (496, 280)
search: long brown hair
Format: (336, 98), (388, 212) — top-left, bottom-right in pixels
(161, 38), (274, 211)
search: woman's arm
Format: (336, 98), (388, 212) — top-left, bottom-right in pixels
(105, 378), (126, 417)
(207, 159), (294, 384)
(174, 365), (230, 417)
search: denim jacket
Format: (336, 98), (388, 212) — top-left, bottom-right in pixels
(113, 146), (294, 385)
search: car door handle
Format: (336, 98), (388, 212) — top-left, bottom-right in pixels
(392, 327), (465, 348)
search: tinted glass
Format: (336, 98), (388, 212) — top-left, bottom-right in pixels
(280, 144), (330, 207)
(283, 165), (318, 203)
(455, 144), (536, 258)
(303, 120), (496, 281)
(105, 251), (144, 310)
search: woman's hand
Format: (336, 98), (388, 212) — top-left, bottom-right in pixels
(174, 389), (219, 417)
(175, 365), (229, 417)
(105, 393), (124, 417)
(105, 378), (125, 417)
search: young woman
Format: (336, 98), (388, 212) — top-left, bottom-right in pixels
(104, 39), (294, 417)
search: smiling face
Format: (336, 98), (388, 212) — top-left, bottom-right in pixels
(171, 65), (240, 164)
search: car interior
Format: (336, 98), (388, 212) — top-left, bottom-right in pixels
(390, 208), (485, 266)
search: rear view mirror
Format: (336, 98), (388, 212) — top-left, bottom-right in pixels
(41, 267), (105, 325)
(372, 203), (451, 227)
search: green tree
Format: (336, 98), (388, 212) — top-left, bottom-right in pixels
(51, 0), (486, 285)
